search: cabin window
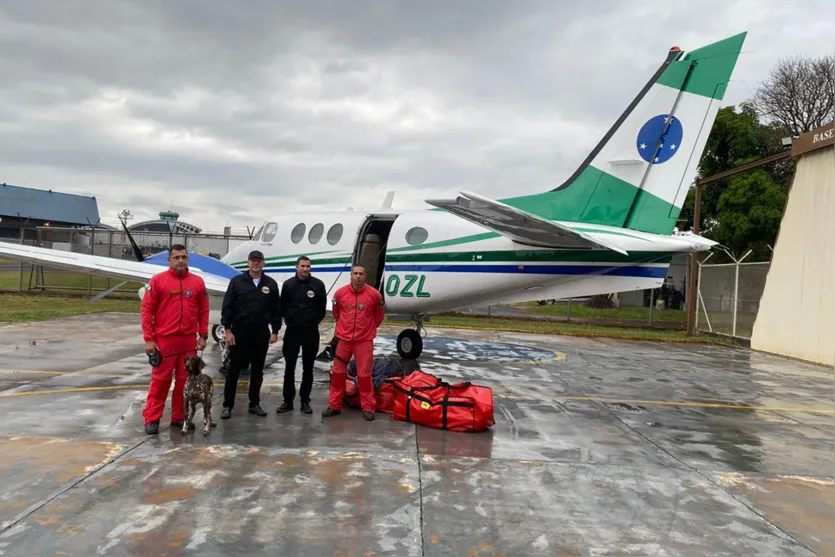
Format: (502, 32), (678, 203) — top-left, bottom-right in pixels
(327, 223), (343, 245)
(308, 223), (324, 244)
(405, 226), (428, 246)
(261, 222), (278, 243)
(291, 223), (306, 244)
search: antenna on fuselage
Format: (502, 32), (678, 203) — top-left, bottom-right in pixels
(381, 190), (395, 209)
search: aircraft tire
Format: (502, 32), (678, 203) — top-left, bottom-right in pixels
(211, 324), (224, 343)
(396, 329), (423, 360)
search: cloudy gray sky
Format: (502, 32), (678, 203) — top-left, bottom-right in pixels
(1, 1), (832, 232)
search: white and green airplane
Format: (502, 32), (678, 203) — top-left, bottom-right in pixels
(0, 32), (745, 360)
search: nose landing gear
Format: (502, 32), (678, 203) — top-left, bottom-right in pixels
(211, 324), (231, 374)
(396, 315), (426, 360)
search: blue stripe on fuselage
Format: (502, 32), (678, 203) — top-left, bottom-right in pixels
(259, 264), (667, 278)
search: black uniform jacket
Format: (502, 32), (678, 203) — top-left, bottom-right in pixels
(221, 271), (282, 333)
(280, 274), (327, 328)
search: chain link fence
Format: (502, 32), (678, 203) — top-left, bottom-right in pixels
(0, 225), (251, 297)
(696, 252), (770, 339)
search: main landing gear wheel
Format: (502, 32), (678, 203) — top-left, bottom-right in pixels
(211, 324), (230, 375)
(396, 329), (423, 360)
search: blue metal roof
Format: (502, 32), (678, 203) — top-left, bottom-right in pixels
(0, 183), (100, 225)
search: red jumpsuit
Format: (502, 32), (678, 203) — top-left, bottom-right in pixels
(140, 268), (209, 426)
(328, 283), (386, 412)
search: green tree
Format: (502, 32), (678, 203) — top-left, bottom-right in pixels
(711, 169), (787, 261)
(678, 102), (791, 262)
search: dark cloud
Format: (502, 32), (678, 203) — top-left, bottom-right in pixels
(0, 0), (832, 232)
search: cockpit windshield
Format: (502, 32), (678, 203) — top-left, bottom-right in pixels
(251, 223), (265, 242)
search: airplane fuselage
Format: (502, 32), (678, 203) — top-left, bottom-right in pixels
(218, 208), (709, 318)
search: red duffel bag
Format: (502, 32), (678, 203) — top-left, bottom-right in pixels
(392, 375), (495, 432)
(340, 368), (437, 414)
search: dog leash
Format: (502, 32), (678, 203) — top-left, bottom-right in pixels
(148, 346), (204, 367)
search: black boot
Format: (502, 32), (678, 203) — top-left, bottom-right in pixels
(145, 421), (159, 435)
(221, 407), (231, 419)
(275, 401), (293, 414)
(300, 402), (312, 414)
(249, 404), (267, 417)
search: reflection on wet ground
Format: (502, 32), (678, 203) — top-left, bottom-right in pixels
(0, 314), (832, 555)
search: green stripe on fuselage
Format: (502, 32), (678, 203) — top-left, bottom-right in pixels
(386, 250), (672, 265)
(387, 232), (498, 253)
(230, 249), (342, 268)
(253, 255), (352, 268)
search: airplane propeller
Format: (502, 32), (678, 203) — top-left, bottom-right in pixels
(89, 214), (145, 302)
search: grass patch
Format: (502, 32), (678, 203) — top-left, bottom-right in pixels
(515, 301), (686, 323)
(0, 292), (141, 323)
(425, 314), (725, 344)
(0, 270), (143, 298)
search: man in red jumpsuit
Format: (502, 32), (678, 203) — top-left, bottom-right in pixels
(140, 244), (210, 434)
(323, 264), (386, 421)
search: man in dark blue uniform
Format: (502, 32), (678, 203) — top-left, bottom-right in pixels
(220, 250), (282, 418)
(276, 256), (327, 414)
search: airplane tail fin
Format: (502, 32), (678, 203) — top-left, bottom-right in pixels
(502, 32), (747, 235)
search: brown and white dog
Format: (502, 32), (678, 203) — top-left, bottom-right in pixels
(182, 355), (217, 436)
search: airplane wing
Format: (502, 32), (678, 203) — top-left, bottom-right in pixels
(424, 190), (629, 255)
(0, 241), (232, 295)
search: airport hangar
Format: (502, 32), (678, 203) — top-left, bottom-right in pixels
(0, 182), (103, 241)
(0, 182), (202, 243)
(750, 120), (835, 367)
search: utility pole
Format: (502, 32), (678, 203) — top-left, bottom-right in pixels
(685, 183), (702, 335)
(118, 209), (133, 227)
(685, 148), (793, 335)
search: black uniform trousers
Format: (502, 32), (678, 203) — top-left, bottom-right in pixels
(281, 325), (319, 405)
(223, 325), (270, 409)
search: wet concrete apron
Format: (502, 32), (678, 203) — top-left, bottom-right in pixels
(0, 314), (832, 556)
